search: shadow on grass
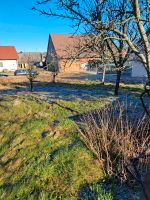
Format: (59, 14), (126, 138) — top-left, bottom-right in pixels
(78, 181), (114, 200)
(0, 80), (144, 101)
(0, 81), (114, 100)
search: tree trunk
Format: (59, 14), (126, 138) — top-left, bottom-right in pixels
(132, 0), (150, 78)
(114, 70), (122, 96)
(30, 80), (33, 92)
(102, 64), (106, 85)
(147, 53), (150, 80)
(52, 73), (56, 83)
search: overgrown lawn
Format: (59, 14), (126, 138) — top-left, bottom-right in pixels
(0, 95), (105, 199)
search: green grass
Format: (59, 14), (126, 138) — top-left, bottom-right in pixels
(23, 93), (111, 131)
(79, 183), (114, 200)
(59, 79), (144, 93)
(0, 81), (144, 199)
(0, 96), (104, 200)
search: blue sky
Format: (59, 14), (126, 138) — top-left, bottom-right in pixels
(0, 0), (73, 52)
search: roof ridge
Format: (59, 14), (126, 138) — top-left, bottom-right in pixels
(50, 33), (81, 36)
(0, 45), (16, 47)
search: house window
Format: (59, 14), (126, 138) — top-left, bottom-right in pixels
(0, 62), (3, 67)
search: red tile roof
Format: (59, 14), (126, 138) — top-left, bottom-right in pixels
(50, 34), (96, 59)
(0, 46), (18, 60)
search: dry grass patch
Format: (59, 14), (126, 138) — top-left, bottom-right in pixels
(78, 101), (150, 182)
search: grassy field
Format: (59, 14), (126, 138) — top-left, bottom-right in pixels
(0, 73), (145, 199)
(0, 95), (114, 200)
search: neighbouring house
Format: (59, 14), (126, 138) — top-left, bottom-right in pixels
(131, 29), (150, 78)
(131, 60), (147, 77)
(0, 46), (18, 72)
(18, 52), (46, 69)
(46, 33), (149, 77)
(46, 34), (98, 73)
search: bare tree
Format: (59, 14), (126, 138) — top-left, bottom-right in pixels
(94, 0), (150, 79)
(26, 66), (38, 92)
(26, 55), (38, 92)
(59, 31), (131, 94)
(32, 0), (150, 80)
(46, 63), (59, 83)
(85, 34), (112, 85)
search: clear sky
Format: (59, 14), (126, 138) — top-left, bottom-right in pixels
(0, 0), (74, 52)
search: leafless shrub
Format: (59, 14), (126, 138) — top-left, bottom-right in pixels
(77, 101), (150, 182)
(26, 65), (38, 92)
(25, 55), (38, 92)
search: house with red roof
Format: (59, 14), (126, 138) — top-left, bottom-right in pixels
(46, 34), (97, 73)
(0, 46), (18, 72)
(46, 33), (150, 78)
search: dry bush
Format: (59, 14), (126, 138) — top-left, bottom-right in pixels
(77, 101), (150, 182)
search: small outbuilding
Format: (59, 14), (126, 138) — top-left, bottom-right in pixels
(0, 46), (18, 72)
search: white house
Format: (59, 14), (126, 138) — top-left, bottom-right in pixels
(0, 46), (18, 72)
(131, 30), (150, 78)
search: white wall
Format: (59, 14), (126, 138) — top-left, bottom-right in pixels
(0, 60), (18, 72)
(131, 61), (147, 77)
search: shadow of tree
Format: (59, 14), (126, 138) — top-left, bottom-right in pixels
(0, 81), (114, 100)
(0, 79), (144, 102)
(78, 181), (114, 200)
